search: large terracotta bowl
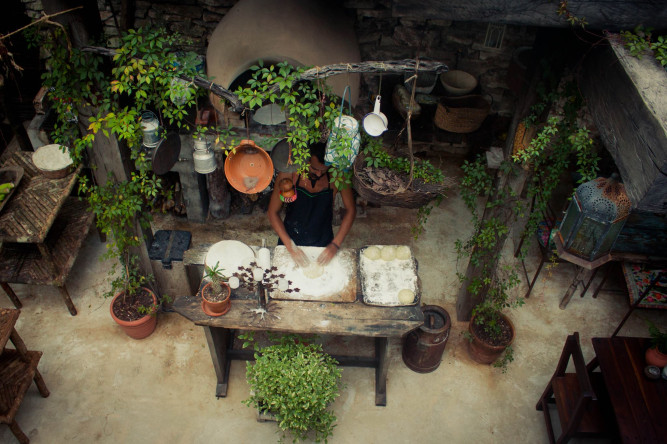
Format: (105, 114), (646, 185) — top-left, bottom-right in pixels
(224, 140), (273, 194)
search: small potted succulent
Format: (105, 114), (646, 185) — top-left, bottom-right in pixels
(201, 262), (232, 317)
(646, 320), (667, 367)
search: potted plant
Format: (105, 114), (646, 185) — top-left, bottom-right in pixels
(33, 26), (205, 335)
(646, 320), (667, 367)
(240, 332), (342, 443)
(201, 262), (232, 316)
(465, 266), (523, 369)
(108, 254), (164, 339)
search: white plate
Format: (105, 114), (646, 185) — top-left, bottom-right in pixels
(204, 240), (255, 277)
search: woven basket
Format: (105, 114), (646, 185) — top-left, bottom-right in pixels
(352, 155), (450, 209)
(433, 95), (490, 134)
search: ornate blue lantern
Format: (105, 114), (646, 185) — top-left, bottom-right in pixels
(556, 174), (631, 265)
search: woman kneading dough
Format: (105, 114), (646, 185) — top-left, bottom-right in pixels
(268, 142), (356, 267)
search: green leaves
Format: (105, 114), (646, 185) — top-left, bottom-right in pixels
(244, 334), (341, 443)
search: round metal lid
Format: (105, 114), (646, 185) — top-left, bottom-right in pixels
(270, 139), (299, 173)
(151, 132), (181, 175)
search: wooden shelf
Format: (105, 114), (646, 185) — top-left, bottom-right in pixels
(0, 349), (43, 424)
(0, 197), (94, 286)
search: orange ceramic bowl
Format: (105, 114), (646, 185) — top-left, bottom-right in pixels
(224, 140), (273, 194)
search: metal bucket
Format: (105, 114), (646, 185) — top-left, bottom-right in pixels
(402, 305), (451, 373)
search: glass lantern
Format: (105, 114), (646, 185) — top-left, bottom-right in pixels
(557, 174), (631, 263)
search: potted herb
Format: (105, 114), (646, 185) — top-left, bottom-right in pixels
(202, 262), (232, 317)
(241, 332), (342, 443)
(645, 320), (667, 367)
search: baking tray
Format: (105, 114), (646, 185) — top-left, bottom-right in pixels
(359, 245), (420, 306)
(0, 166), (24, 214)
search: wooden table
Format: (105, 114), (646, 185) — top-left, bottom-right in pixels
(173, 255), (424, 406)
(591, 337), (667, 443)
(0, 151), (94, 315)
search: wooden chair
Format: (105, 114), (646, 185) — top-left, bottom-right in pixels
(536, 332), (618, 444)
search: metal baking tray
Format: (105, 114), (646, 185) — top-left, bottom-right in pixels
(359, 245), (421, 306)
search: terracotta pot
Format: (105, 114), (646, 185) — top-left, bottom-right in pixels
(201, 282), (231, 317)
(467, 313), (515, 365)
(110, 288), (158, 339)
(645, 346), (667, 367)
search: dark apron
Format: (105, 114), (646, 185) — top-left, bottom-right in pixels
(278, 174), (334, 247)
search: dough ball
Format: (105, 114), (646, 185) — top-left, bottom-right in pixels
(381, 246), (396, 261)
(364, 246), (381, 260)
(303, 263), (324, 279)
(398, 289), (415, 304)
(395, 246), (411, 260)
(228, 276), (240, 289)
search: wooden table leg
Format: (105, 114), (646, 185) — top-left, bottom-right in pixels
(10, 328), (50, 397)
(57, 285), (77, 316)
(1, 282), (22, 308)
(375, 337), (388, 406)
(559, 266), (585, 309)
(204, 326), (232, 398)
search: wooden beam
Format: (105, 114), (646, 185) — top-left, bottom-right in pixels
(82, 46), (448, 112)
(391, 0), (667, 30)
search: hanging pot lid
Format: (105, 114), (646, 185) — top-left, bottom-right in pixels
(151, 132), (181, 175)
(270, 139), (298, 173)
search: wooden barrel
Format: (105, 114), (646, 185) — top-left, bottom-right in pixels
(402, 305), (451, 373)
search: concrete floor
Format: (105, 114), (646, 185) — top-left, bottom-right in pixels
(1, 154), (665, 444)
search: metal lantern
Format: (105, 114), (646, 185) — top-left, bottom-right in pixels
(557, 174), (631, 264)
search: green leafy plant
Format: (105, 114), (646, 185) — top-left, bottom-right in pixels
(360, 135), (452, 238)
(241, 332), (342, 443)
(235, 61), (355, 189)
(456, 73), (599, 369)
(620, 26), (667, 70)
(34, 25), (205, 322)
(647, 320), (667, 354)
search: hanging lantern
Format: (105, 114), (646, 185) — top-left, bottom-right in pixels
(556, 174), (631, 265)
(193, 137), (217, 174)
(141, 111), (162, 148)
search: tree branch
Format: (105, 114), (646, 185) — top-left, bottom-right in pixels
(0, 6), (83, 41)
(81, 45), (449, 113)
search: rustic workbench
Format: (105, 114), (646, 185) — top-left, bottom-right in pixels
(174, 245), (425, 406)
(0, 151), (94, 315)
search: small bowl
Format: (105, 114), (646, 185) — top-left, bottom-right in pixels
(439, 70), (478, 96)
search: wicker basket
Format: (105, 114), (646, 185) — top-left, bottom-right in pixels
(433, 95), (490, 134)
(352, 155), (451, 209)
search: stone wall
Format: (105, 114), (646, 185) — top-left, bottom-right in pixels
(21, 0), (536, 117)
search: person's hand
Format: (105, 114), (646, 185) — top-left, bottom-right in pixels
(317, 243), (338, 265)
(288, 244), (310, 268)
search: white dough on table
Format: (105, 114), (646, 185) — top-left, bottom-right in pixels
(396, 245), (412, 260)
(363, 245), (381, 260)
(381, 245), (396, 261)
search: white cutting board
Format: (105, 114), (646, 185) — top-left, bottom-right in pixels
(269, 246), (357, 303)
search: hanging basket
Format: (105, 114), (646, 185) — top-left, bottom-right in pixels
(352, 155), (454, 208)
(434, 95), (491, 134)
